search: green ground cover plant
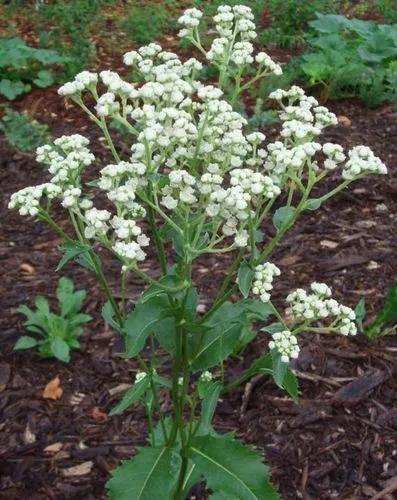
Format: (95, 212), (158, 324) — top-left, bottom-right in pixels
(119, 0), (179, 45)
(9, 5), (388, 499)
(0, 108), (51, 153)
(296, 13), (397, 105)
(259, 0), (337, 48)
(14, 276), (92, 362)
(0, 37), (65, 100)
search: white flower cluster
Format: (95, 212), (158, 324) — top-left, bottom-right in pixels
(9, 135), (94, 215)
(264, 86), (387, 184)
(178, 5), (281, 77)
(342, 146), (387, 180)
(269, 330), (300, 363)
(270, 87), (337, 142)
(58, 71), (98, 97)
(251, 262), (281, 303)
(286, 283), (357, 336)
(10, 5), (387, 268)
(199, 371), (213, 383)
(323, 143), (346, 170)
(8, 183), (61, 216)
(135, 371), (147, 384)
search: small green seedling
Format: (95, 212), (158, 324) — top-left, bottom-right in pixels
(14, 276), (92, 362)
(355, 284), (397, 340)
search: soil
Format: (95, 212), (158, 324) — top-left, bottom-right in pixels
(1, 8), (397, 499)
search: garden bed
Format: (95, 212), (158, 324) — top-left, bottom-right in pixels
(1, 90), (397, 498)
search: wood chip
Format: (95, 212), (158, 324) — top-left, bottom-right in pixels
(320, 239), (339, 249)
(0, 363), (10, 392)
(23, 424), (36, 444)
(338, 115), (351, 127)
(44, 442), (63, 454)
(61, 461), (93, 477)
(108, 383), (132, 396)
(19, 262), (35, 274)
(334, 370), (387, 404)
(42, 375), (63, 400)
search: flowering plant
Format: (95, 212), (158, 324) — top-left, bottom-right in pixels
(9, 6), (387, 499)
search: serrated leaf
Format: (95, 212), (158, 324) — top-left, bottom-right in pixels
(273, 206), (296, 231)
(237, 261), (254, 298)
(14, 335), (38, 350)
(109, 377), (150, 416)
(106, 446), (181, 500)
(188, 435), (279, 500)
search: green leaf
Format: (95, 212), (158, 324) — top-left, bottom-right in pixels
(0, 79), (30, 100)
(273, 206), (296, 231)
(124, 296), (174, 357)
(188, 435), (279, 500)
(32, 69), (54, 88)
(106, 446), (181, 500)
(199, 381), (222, 434)
(237, 261), (254, 298)
(56, 240), (92, 272)
(153, 317), (176, 353)
(109, 377), (150, 416)
(192, 322), (244, 371)
(14, 335), (38, 350)
(283, 368), (299, 402)
(271, 349), (287, 388)
(209, 492), (239, 500)
(354, 297), (366, 332)
(141, 273), (184, 302)
(366, 284), (397, 339)
(51, 337), (71, 363)
(102, 300), (122, 332)
(305, 198), (322, 211)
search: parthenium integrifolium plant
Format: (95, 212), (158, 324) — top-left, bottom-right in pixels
(9, 5), (387, 499)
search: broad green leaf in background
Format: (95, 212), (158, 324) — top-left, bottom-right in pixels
(188, 435), (279, 500)
(106, 446), (181, 500)
(33, 69), (54, 88)
(0, 79), (30, 100)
